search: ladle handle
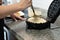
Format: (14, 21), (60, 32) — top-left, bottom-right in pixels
(31, 5), (36, 16)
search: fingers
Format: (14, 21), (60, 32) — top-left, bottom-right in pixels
(28, 2), (32, 7)
(29, 0), (32, 2)
(19, 0), (32, 10)
(10, 14), (17, 21)
(27, 0), (32, 7)
(11, 13), (25, 21)
(12, 16), (17, 21)
(28, 0), (32, 4)
(13, 14), (25, 21)
(23, 0), (32, 4)
(13, 16), (25, 21)
(17, 16), (25, 20)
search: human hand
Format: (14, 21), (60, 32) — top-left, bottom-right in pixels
(19, 0), (32, 10)
(10, 13), (25, 21)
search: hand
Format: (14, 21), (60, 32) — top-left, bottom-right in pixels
(19, 0), (32, 10)
(10, 13), (25, 21)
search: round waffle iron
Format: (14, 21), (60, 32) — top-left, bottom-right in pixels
(26, 0), (60, 30)
(26, 4), (50, 30)
(26, 16), (50, 30)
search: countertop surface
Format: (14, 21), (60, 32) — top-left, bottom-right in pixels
(5, 21), (60, 40)
(5, 8), (60, 40)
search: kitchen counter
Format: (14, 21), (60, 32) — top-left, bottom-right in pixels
(5, 20), (60, 40)
(5, 8), (60, 40)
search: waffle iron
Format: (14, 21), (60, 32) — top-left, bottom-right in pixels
(26, 0), (60, 30)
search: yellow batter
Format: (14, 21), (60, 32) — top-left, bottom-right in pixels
(28, 17), (47, 24)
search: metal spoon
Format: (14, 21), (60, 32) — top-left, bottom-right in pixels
(31, 5), (41, 18)
(31, 5), (37, 17)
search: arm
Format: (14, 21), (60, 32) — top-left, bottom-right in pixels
(0, 0), (32, 19)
